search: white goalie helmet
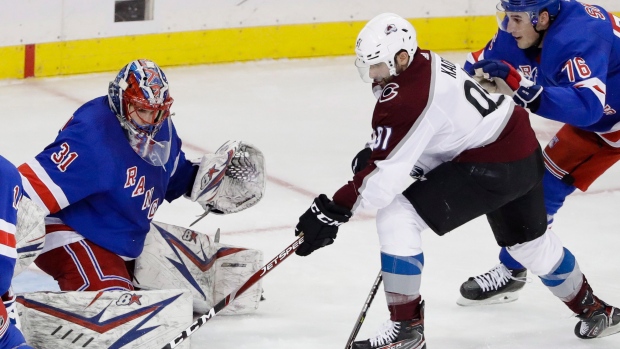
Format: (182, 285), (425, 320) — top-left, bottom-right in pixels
(355, 13), (418, 83)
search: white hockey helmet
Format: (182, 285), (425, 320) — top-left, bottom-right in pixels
(354, 13), (418, 83)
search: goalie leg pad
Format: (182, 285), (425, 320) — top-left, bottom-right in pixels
(213, 243), (264, 315)
(134, 221), (217, 313)
(134, 222), (264, 315)
(17, 289), (192, 349)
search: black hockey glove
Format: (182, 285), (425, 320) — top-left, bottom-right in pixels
(295, 194), (352, 256)
(351, 147), (372, 174)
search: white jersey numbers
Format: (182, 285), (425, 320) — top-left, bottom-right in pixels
(370, 126), (393, 151)
(562, 57), (592, 82)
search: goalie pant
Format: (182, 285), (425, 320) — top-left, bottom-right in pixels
(0, 154), (33, 349)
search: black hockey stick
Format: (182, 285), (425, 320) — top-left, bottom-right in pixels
(344, 270), (383, 349)
(162, 234), (305, 349)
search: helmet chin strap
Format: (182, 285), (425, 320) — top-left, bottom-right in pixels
(529, 29), (545, 48)
(530, 11), (554, 48)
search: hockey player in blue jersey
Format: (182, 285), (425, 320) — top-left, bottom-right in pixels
(0, 155), (34, 349)
(18, 59), (191, 291)
(18, 58), (265, 294)
(456, 0), (620, 338)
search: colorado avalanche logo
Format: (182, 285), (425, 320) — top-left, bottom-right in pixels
(385, 24), (397, 35)
(379, 83), (399, 103)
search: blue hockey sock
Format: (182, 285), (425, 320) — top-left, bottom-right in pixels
(543, 169), (576, 217)
(499, 247), (524, 270)
(381, 252), (424, 321)
(539, 248), (583, 301)
(381, 252), (424, 296)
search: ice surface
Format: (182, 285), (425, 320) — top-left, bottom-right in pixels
(3, 52), (619, 349)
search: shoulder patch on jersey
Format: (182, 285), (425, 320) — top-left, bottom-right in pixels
(379, 83), (399, 103)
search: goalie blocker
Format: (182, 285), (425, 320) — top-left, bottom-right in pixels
(134, 221), (264, 315)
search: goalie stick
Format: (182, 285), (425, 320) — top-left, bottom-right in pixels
(161, 234), (305, 349)
(344, 270), (383, 349)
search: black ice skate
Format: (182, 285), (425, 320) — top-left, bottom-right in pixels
(457, 263), (527, 306)
(566, 278), (620, 339)
(352, 301), (425, 349)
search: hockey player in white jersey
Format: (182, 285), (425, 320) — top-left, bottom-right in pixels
(293, 13), (620, 348)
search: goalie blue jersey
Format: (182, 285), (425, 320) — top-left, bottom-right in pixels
(0, 155), (21, 295)
(465, 0), (620, 143)
(19, 96), (196, 259)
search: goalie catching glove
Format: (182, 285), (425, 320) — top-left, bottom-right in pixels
(295, 194), (351, 256)
(190, 140), (265, 215)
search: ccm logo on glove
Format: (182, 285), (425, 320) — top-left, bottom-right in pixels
(295, 194), (351, 256)
(311, 201), (346, 226)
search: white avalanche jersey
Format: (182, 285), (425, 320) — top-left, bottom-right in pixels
(333, 50), (539, 211)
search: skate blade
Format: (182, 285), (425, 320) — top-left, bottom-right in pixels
(595, 323), (620, 339)
(376, 338), (426, 349)
(456, 292), (519, 306)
